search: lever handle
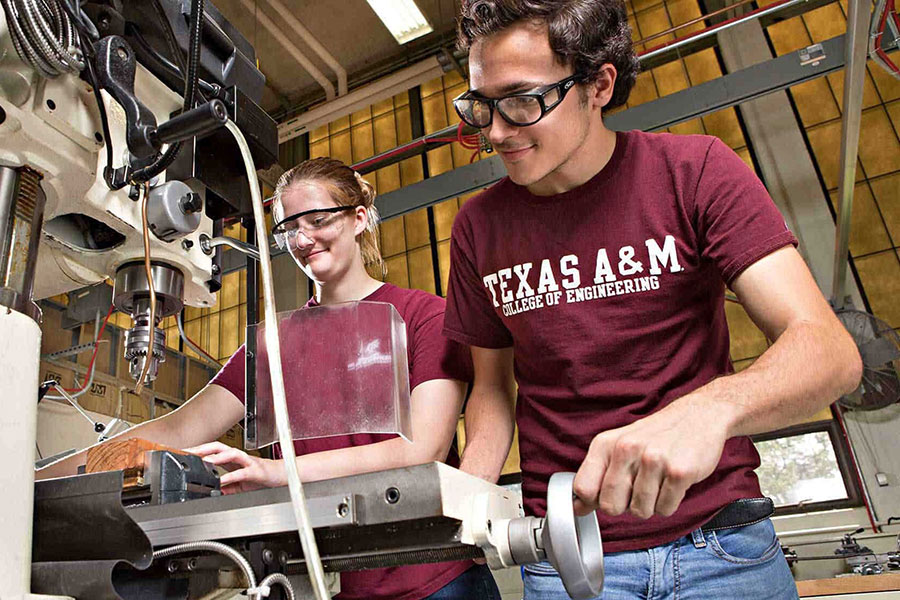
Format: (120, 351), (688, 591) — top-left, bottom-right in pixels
(152, 99), (228, 147)
(542, 472), (604, 599)
(93, 36), (158, 159)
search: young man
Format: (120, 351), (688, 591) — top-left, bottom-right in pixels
(442, 1), (862, 597)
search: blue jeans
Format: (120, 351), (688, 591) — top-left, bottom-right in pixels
(523, 519), (798, 599)
(425, 563), (502, 599)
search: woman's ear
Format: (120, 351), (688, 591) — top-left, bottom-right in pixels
(353, 206), (368, 237)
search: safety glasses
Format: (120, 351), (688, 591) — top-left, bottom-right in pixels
(272, 206), (355, 250)
(453, 74), (581, 129)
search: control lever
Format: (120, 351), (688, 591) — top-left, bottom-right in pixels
(473, 472), (604, 599)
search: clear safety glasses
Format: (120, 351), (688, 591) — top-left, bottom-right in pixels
(272, 206), (355, 250)
(453, 73), (581, 129)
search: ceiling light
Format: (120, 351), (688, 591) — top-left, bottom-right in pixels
(366, 0), (434, 45)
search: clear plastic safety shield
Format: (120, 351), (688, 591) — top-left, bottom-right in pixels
(247, 301), (412, 449)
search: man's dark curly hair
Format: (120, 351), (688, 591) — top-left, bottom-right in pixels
(457, 0), (639, 109)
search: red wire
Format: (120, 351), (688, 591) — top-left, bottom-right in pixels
(65, 304), (115, 393)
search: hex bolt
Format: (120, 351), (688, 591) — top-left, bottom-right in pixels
(182, 239), (194, 251)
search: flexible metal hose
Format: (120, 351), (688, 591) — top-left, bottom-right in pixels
(0, 0), (84, 77)
(258, 573), (296, 600)
(152, 541), (257, 591)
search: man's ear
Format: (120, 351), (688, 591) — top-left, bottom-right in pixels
(589, 63), (618, 109)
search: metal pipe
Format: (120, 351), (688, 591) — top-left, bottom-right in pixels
(238, 0), (336, 100)
(640, 0), (810, 63)
(263, 0), (347, 95)
(636, 0), (759, 47)
(198, 233), (261, 261)
(831, 0), (872, 308)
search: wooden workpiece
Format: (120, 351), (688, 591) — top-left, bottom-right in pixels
(797, 573), (900, 597)
(85, 438), (191, 474)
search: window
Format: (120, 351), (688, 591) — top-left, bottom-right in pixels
(752, 420), (861, 514)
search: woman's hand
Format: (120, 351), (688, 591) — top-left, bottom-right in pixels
(185, 442), (286, 494)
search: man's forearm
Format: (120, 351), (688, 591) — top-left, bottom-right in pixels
(683, 319), (861, 438)
(459, 386), (516, 482)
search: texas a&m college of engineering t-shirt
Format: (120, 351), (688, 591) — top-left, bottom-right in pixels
(443, 130), (797, 553)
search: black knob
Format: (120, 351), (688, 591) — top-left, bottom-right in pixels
(180, 192), (202, 214)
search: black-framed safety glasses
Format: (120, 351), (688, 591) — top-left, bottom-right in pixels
(272, 206), (355, 249)
(453, 73), (582, 129)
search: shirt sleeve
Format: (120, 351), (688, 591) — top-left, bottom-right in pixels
(693, 138), (798, 285)
(208, 344), (246, 403)
(443, 208), (514, 348)
(409, 312), (473, 391)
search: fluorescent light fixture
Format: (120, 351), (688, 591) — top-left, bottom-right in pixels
(366, 0), (433, 45)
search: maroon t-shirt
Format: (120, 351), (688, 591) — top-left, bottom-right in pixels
(210, 283), (475, 600)
(443, 130), (797, 554)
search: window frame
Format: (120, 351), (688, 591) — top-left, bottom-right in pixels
(751, 416), (862, 516)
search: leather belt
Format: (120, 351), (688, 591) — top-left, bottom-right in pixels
(700, 497), (775, 533)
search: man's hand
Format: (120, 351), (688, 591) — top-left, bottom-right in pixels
(186, 442), (285, 494)
(572, 396), (731, 519)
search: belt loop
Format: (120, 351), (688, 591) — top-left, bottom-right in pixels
(690, 527), (707, 549)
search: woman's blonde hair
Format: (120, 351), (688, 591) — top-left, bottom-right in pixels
(273, 157), (384, 274)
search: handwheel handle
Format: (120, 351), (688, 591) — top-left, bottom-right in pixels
(542, 472), (604, 599)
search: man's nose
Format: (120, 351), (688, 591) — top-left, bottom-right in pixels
(484, 112), (519, 147)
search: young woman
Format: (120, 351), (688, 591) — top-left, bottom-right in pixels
(38, 157), (501, 600)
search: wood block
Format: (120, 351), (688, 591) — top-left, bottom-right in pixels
(86, 438), (190, 474)
(797, 573), (900, 597)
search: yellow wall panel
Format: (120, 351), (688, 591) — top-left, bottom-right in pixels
(653, 61), (691, 97)
(420, 75), (444, 98)
(165, 325), (178, 350)
(702, 108), (744, 150)
(330, 129), (352, 165)
(857, 107), (900, 178)
(393, 91), (409, 108)
(375, 164), (402, 196)
(443, 70), (465, 89)
(426, 146), (454, 176)
(310, 124), (329, 142)
(433, 198), (459, 242)
(373, 97), (395, 116)
(350, 106), (372, 126)
(395, 105), (414, 144)
(666, 0), (703, 34)
(635, 4), (673, 42)
(854, 251), (900, 328)
(827, 70), (882, 111)
(184, 318), (201, 360)
(791, 79), (841, 127)
(628, 71), (659, 107)
(669, 118), (705, 136)
(870, 55), (900, 101)
(207, 312), (220, 361)
(870, 173), (900, 242)
(767, 18), (812, 56)
(407, 247), (436, 294)
(309, 137), (330, 159)
(828, 182), (892, 256)
(422, 92), (450, 133)
(683, 48), (721, 86)
(380, 216), (407, 257)
(735, 147), (754, 170)
(438, 239), (451, 296)
(405, 208), (431, 249)
(351, 122), (375, 163)
(221, 271), (240, 309)
(373, 112), (399, 152)
(725, 301), (769, 361)
(329, 115), (350, 135)
(806, 120), (865, 190)
(803, 4), (846, 43)
(384, 254), (410, 288)
(220, 307), (240, 359)
(399, 156), (425, 186)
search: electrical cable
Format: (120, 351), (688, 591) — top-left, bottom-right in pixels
(41, 304), (114, 400)
(1, 0), (85, 77)
(226, 118), (330, 600)
(134, 182), (156, 394)
(177, 311), (222, 368)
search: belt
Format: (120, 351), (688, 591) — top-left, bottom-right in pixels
(700, 497), (775, 533)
